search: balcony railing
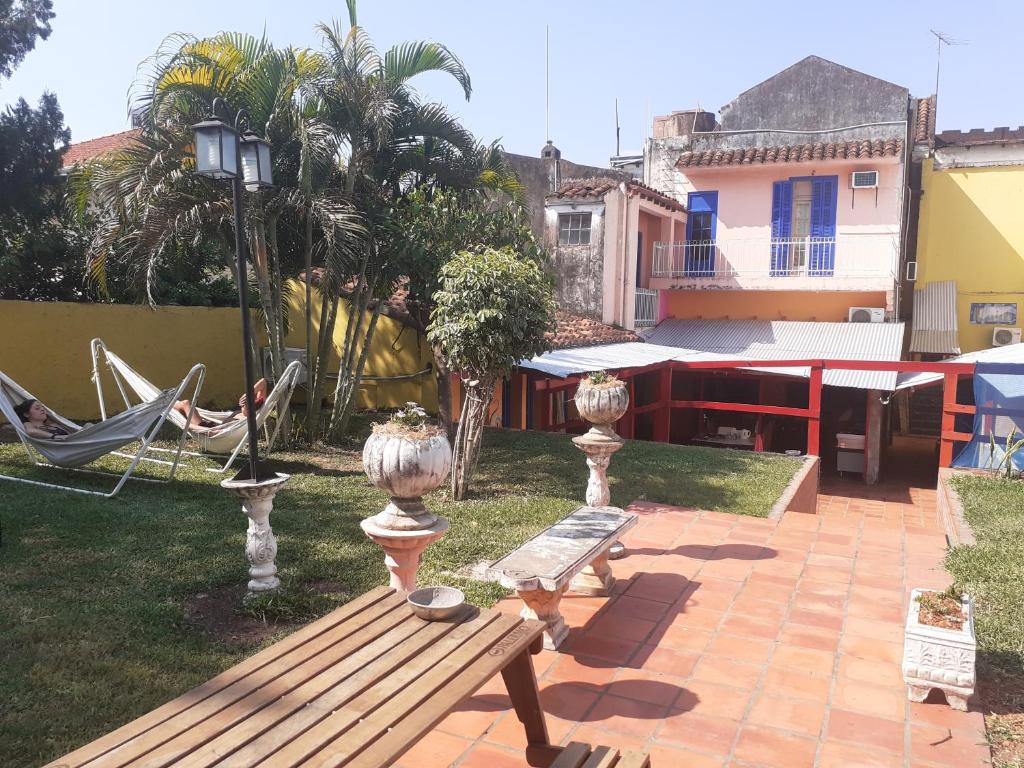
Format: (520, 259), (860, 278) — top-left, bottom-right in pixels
(651, 233), (898, 288)
(634, 288), (658, 328)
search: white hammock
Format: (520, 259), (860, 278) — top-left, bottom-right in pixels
(90, 339), (302, 473)
(0, 367), (199, 498)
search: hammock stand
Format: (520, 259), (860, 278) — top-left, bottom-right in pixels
(0, 365), (202, 498)
(90, 339), (302, 474)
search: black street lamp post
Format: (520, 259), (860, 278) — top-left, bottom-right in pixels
(192, 99), (273, 481)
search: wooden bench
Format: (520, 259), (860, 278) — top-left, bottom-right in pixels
(552, 741), (652, 767)
(44, 587), (557, 768)
(488, 505), (638, 649)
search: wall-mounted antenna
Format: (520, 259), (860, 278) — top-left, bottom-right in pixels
(615, 98), (621, 156)
(930, 29), (967, 104)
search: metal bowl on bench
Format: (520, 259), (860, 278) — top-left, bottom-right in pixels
(407, 586), (466, 621)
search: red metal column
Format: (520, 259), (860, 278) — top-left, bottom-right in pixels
(940, 372), (958, 468)
(654, 365), (672, 442)
(619, 376), (636, 439)
(807, 365), (823, 456)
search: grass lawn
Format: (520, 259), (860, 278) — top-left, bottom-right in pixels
(0, 426), (799, 767)
(947, 474), (1024, 768)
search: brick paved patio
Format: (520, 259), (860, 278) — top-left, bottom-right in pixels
(398, 487), (990, 768)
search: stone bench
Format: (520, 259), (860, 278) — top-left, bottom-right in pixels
(487, 505), (638, 649)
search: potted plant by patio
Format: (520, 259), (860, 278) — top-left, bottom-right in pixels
(362, 403), (452, 531)
(574, 371), (629, 437)
(902, 585), (976, 711)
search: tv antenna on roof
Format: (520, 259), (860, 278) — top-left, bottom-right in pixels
(930, 29), (968, 104)
(545, 25), (550, 143)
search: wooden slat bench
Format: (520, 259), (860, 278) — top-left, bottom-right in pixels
(44, 586), (556, 768)
(552, 741), (652, 768)
(488, 505), (638, 649)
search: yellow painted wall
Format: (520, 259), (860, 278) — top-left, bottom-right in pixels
(283, 282), (437, 411)
(917, 159), (1024, 352)
(0, 300), (246, 420)
(661, 290), (888, 322)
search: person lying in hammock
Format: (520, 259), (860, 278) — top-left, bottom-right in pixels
(14, 399), (71, 440)
(173, 379), (268, 431)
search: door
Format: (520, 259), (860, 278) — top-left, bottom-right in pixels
(685, 191), (717, 276)
(809, 176), (838, 276)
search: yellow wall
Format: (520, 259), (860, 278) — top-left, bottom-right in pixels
(661, 290), (889, 322)
(0, 291), (437, 422)
(0, 300), (246, 420)
(917, 159), (1024, 352)
(283, 282), (437, 411)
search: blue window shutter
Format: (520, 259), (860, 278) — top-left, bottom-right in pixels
(810, 176), (838, 275)
(770, 181), (792, 276)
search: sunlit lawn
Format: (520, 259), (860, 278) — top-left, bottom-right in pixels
(0, 427), (800, 766)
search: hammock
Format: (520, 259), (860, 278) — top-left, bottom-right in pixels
(0, 367), (199, 498)
(90, 339), (302, 473)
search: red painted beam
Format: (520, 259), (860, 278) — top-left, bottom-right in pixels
(669, 400), (812, 417)
(939, 373), (959, 468)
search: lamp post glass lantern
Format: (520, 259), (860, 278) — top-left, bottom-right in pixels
(191, 102), (273, 481)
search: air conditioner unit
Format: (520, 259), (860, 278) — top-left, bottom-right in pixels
(992, 327), (1022, 347)
(850, 170), (879, 189)
(848, 306), (885, 323)
(261, 346), (309, 383)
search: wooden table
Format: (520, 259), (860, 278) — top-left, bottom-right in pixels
(46, 587), (553, 768)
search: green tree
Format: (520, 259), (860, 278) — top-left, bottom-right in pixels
(0, 0), (53, 78)
(396, 178), (541, 436)
(428, 247), (555, 499)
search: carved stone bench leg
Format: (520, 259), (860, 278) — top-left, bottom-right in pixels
(517, 584), (569, 650)
(571, 550), (614, 597)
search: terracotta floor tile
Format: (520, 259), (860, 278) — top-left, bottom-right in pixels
(604, 671), (687, 708)
(626, 572), (692, 603)
(565, 634), (638, 666)
(589, 613), (658, 644)
(747, 693), (825, 736)
(769, 644), (835, 677)
(485, 708), (576, 750)
(538, 681), (602, 722)
(826, 708), (905, 754)
(396, 729), (473, 768)
(545, 653), (620, 687)
(648, 743), (726, 768)
(728, 596), (789, 623)
(839, 635), (903, 665)
(837, 655), (904, 687)
(843, 615), (904, 643)
(761, 667), (831, 703)
(719, 614), (781, 640)
(604, 594), (672, 622)
(657, 710), (740, 756)
(650, 621), (714, 653)
(818, 738), (905, 767)
(788, 607), (844, 631)
(733, 724), (818, 768)
(566, 724), (649, 752)
(682, 679), (752, 721)
(586, 693), (667, 738)
(436, 700), (505, 740)
(692, 654), (763, 689)
(908, 699), (987, 735)
(705, 633), (774, 665)
(910, 723), (993, 766)
(778, 624), (841, 653)
(455, 742), (530, 768)
(630, 644), (700, 678)
(832, 679), (906, 721)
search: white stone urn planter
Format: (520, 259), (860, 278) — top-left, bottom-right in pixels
(902, 588), (976, 711)
(362, 424), (452, 531)
(574, 375), (629, 438)
(360, 415), (452, 592)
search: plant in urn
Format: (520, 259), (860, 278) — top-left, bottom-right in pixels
(361, 403), (451, 590)
(572, 372), (628, 508)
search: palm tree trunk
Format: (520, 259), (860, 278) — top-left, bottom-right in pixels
(332, 298), (383, 437)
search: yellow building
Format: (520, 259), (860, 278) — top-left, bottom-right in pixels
(912, 128), (1024, 355)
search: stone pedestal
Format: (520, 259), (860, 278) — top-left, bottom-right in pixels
(572, 430), (624, 508)
(570, 551), (614, 596)
(360, 517), (449, 591)
(220, 473), (290, 595)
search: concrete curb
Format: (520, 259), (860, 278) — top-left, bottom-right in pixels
(769, 455), (820, 521)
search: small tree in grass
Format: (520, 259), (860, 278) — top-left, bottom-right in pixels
(428, 247), (555, 499)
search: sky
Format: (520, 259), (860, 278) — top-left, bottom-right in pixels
(2, 0), (1021, 168)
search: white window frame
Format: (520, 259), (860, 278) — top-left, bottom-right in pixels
(558, 212), (593, 246)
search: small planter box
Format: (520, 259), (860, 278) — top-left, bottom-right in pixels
(902, 588), (976, 711)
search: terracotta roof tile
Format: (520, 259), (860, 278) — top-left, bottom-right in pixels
(914, 97), (936, 144)
(547, 177), (622, 200)
(62, 129), (141, 168)
(547, 311), (640, 350)
(676, 137), (903, 168)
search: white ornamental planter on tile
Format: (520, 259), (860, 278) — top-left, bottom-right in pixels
(902, 588), (976, 711)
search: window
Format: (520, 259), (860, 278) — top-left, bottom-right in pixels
(770, 176), (837, 276)
(558, 212), (592, 245)
(970, 303), (1017, 325)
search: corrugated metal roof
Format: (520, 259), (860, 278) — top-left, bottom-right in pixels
(895, 343), (1024, 390)
(519, 342), (679, 378)
(641, 319), (906, 390)
(909, 281), (960, 354)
